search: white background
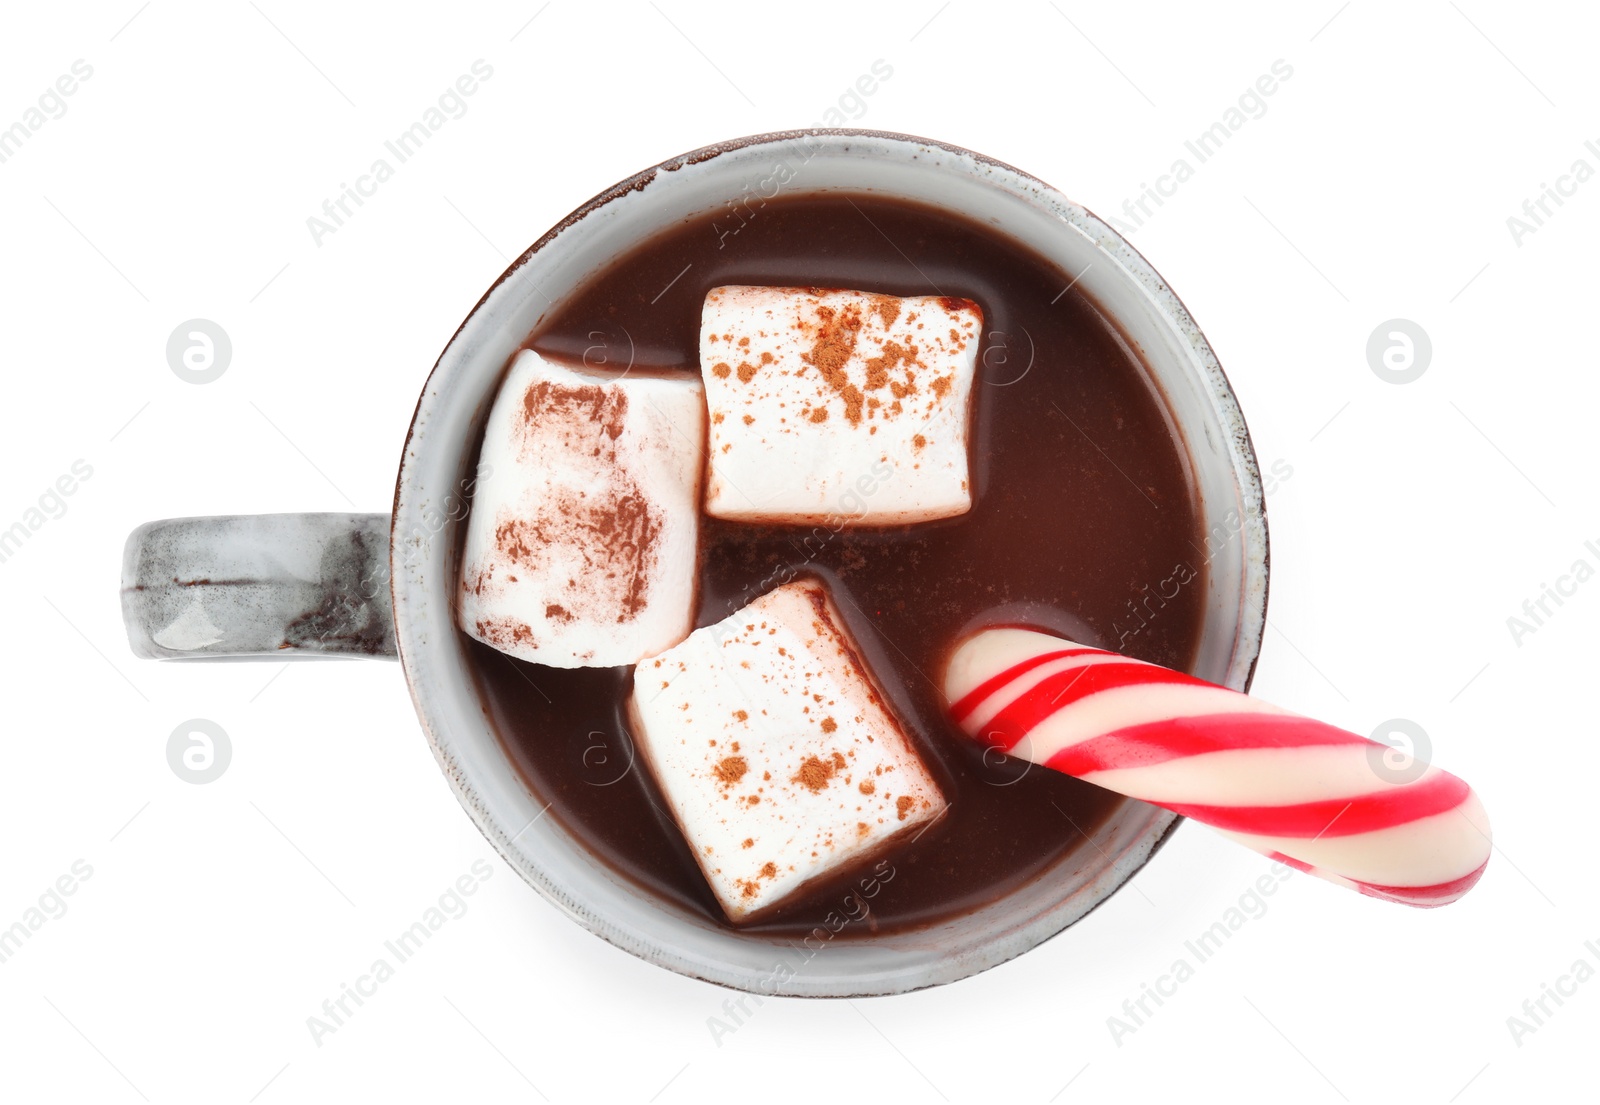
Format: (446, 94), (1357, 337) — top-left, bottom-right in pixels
(0, 2), (1592, 1101)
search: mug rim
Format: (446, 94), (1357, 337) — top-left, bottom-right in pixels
(391, 128), (1270, 995)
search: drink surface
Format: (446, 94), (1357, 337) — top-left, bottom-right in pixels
(463, 192), (1207, 936)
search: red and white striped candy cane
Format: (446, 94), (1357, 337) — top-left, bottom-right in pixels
(944, 628), (1491, 907)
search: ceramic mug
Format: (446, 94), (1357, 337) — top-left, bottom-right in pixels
(121, 130), (1269, 996)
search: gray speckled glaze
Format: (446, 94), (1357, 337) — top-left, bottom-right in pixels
(122, 131), (1268, 996)
(122, 514), (395, 659)
(390, 131), (1269, 997)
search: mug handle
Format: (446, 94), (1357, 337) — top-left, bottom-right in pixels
(121, 513), (397, 660)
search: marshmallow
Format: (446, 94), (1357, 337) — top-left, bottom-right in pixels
(699, 286), (981, 524)
(459, 350), (705, 668)
(629, 579), (946, 922)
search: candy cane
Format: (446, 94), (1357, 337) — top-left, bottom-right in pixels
(944, 628), (1491, 907)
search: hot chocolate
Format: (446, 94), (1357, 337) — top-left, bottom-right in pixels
(463, 191), (1207, 936)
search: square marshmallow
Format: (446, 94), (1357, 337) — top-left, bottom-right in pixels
(700, 286), (981, 524)
(459, 350), (705, 668)
(629, 579), (946, 922)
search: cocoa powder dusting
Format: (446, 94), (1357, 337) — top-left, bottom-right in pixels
(519, 380), (627, 447)
(495, 518), (535, 564)
(896, 795), (915, 821)
(605, 490), (664, 620)
(803, 303), (865, 425)
(475, 618), (535, 649)
(490, 371), (668, 631)
(861, 340), (919, 393)
(793, 296), (950, 427)
(492, 480), (663, 626)
(714, 756), (748, 785)
(793, 755), (838, 793)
